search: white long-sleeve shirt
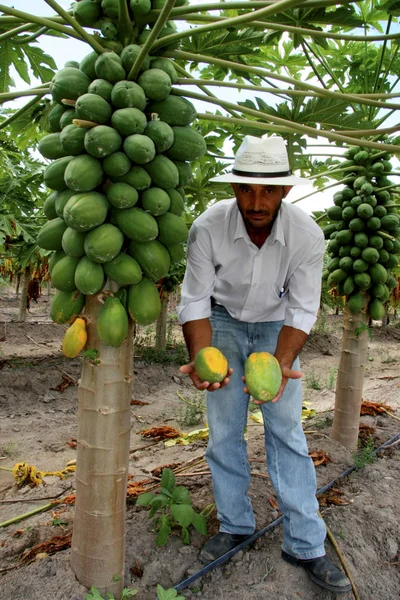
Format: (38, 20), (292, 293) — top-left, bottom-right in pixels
(177, 198), (325, 334)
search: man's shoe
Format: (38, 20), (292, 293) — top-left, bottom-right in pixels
(199, 532), (252, 565)
(282, 550), (352, 594)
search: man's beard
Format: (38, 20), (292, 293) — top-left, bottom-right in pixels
(239, 200), (282, 232)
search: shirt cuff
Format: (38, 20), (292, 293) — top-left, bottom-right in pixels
(177, 299), (212, 325)
(284, 307), (318, 335)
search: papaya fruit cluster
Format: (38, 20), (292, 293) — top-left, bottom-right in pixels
(322, 146), (400, 319)
(73, 0), (187, 55)
(37, 22), (206, 350)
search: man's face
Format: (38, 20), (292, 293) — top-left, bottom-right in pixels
(232, 183), (292, 232)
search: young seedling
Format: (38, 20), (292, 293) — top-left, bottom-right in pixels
(86, 586), (137, 599)
(136, 468), (207, 547)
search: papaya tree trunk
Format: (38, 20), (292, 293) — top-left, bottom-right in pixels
(331, 299), (369, 450)
(155, 294), (169, 351)
(71, 295), (134, 599)
(17, 271), (29, 322)
(15, 275), (20, 298)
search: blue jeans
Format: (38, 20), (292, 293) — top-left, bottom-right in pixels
(206, 306), (326, 560)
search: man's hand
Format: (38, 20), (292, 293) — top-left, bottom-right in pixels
(180, 362), (233, 392)
(243, 365), (303, 404)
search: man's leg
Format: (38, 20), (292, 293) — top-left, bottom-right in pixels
(205, 307), (255, 536)
(254, 321), (351, 593)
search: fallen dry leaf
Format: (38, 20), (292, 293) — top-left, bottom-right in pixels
(309, 450), (332, 467)
(151, 462), (181, 477)
(50, 375), (76, 393)
(318, 487), (350, 507)
(131, 399), (150, 406)
(361, 400), (393, 415)
(63, 494), (76, 505)
(126, 479), (153, 497)
(21, 532), (72, 564)
(66, 438), (77, 449)
(358, 423), (376, 444)
(268, 497), (279, 510)
(137, 425), (181, 441)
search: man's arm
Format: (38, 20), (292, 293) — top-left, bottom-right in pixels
(274, 324), (308, 369)
(182, 318), (213, 362)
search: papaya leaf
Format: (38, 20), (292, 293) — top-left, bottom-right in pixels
(171, 486), (191, 504)
(156, 585), (185, 600)
(160, 467), (176, 493)
(136, 492), (154, 506)
(156, 515), (171, 547)
(170, 503), (194, 528)
(180, 525), (190, 545)
(191, 512), (208, 536)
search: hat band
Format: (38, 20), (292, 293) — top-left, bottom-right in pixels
(232, 168), (292, 178)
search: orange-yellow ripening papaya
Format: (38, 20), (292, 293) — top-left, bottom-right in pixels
(194, 347), (228, 384)
(244, 352), (282, 402)
(62, 317), (87, 358)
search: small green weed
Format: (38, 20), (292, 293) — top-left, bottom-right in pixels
(137, 468), (207, 547)
(353, 438), (376, 470)
(337, 530), (345, 540)
(156, 586), (186, 600)
(326, 367), (337, 390)
(305, 372), (322, 390)
(1, 442), (17, 458)
(381, 355), (397, 364)
(86, 585), (137, 599)
(175, 390), (206, 427)
(313, 416), (332, 430)
(135, 342), (188, 365)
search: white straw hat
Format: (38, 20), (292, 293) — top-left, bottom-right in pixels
(210, 135), (310, 185)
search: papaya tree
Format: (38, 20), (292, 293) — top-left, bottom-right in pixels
(0, 129), (48, 319)
(1, 1), (400, 597)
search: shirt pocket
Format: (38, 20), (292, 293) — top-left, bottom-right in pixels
(274, 284), (289, 299)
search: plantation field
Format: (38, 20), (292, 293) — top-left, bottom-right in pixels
(0, 285), (399, 600)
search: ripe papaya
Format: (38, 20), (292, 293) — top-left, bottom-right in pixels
(62, 317), (87, 358)
(194, 347), (228, 384)
(244, 352), (282, 402)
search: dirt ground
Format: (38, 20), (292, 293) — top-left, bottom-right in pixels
(0, 284), (399, 600)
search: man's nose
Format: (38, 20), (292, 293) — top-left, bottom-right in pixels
(252, 191), (266, 211)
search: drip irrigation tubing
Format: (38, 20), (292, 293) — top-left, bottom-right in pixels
(159, 430), (400, 597)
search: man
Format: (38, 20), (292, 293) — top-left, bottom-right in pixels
(177, 135), (351, 594)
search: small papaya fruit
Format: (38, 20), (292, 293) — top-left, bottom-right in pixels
(194, 346), (228, 383)
(244, 352), (282, 402)
(96, 296), (129, 347)
(62, 317), (87, 358)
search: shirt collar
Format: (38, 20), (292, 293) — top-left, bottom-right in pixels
(233, 201), (286, 246)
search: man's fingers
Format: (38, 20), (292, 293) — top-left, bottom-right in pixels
(282, 367), (303, 380)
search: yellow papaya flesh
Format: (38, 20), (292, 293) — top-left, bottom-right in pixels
(194, 347), (228, 383)
(62, 317), (87, 358)
(244, 352), (282, 402)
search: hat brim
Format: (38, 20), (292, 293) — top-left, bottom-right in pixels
(210, 173), (310, 185)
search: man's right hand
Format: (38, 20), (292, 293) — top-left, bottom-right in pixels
(179, 362), (233, 392)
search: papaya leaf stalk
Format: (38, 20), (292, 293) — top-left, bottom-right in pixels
(127, 0), (178, 80)
(43, 0), (106, 54)
(0, 4), (86, 43)
(172, 87), (400, 152)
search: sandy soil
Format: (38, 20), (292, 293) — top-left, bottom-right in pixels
(0, 284), (399, 600)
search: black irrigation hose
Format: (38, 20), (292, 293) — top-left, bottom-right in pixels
(164, 431), (400, 597)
